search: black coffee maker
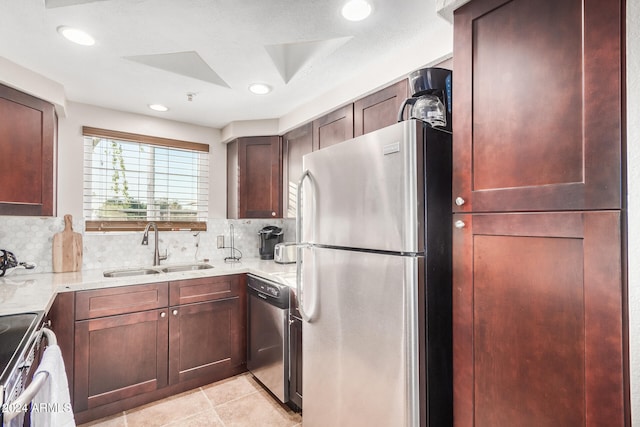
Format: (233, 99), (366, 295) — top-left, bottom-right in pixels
(258, 226), (284, 260)
(397, 67), (452, 132)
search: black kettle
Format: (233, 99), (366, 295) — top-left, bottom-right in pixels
(0, 249), (17, 276)
(258, 226), (284, 260)
(0, 249), (35, 277)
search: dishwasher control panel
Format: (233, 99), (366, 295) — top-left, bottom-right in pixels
(247, 274), (290, 309)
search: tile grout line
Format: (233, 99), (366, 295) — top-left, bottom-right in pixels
(199, 386), (228, 427)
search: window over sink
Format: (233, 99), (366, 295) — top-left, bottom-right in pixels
(82, 126), (209, 232)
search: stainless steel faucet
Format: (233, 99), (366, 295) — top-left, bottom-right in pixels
(141, 222), (168, 266)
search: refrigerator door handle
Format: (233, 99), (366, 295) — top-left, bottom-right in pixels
(296, 170), (313, 322)
(296, 169), (312, 245)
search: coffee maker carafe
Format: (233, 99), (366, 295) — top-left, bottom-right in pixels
(398, 67), (452, 132)
(258, 225), (284, 260)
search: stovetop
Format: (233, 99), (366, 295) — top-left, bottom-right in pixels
(0, 312), (42, 385)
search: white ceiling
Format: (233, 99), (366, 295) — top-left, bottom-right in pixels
(0, 0), (451, 129)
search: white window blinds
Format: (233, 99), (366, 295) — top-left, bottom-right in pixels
(82, 127), (209, 231)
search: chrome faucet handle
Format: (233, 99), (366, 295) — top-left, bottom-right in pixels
(159, 249), (168, 261)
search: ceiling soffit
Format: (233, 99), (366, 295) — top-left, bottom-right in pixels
(124, 51), (230, 88)
(264, 37), (353, 83)
(44, 0), (109, 8)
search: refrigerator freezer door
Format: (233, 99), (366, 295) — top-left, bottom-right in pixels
(300, 246), (422, 427)
(300, 120), (425, 254)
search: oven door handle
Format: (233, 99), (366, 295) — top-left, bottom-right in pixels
(2, 327), (57, 423)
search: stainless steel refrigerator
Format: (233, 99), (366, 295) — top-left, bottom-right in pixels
(295, 119), (452, 427)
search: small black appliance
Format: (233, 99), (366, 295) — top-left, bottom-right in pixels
(398, 67), (452, 132)
(258, 226), (284, 260)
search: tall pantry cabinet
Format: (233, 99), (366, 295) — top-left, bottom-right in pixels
(451, 0), (627, 426)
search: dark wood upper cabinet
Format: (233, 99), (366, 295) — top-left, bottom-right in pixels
(453, 211), (625, 427)
(452, 0), (623, 213)
(0, 84), (56, 216)
(282, 123), (313, 218)
(353, 79), (408, 137)
(312, 104), (354, 150)
(227, 136), (282, 219)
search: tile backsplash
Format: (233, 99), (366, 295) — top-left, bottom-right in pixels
(0, 216), (294, 274)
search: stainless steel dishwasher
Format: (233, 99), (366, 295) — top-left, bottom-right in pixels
(247, 274), (290, 403)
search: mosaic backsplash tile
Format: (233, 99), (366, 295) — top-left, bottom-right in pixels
(0, 216), (294, 274)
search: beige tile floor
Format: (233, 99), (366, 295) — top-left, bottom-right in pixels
(78, 373), (302, 427)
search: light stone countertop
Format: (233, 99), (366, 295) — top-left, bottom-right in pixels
(0, 258), (297, 316)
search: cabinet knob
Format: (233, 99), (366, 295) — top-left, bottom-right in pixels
(454, 220), (466, 229)
(455, 197), (466, 206)
(271, 211), (276, 217)
(160, 312), (166, 318)
(172, 309), (178, 316)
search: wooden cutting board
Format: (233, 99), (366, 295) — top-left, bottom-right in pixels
(53, 214), (83, 273)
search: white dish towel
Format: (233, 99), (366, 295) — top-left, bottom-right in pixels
(30, 344), (76, 427)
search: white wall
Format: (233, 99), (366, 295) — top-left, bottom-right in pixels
(627, 0), (639, 423)
(57, 102), (227, 218)
(0, 56), (67, 117)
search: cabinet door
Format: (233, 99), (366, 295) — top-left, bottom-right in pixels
(452, 0), (623, 213)
(312, 104), (354, 150)
(74, 309), (169, 412)
(282, 123), (313, 218)
(0, 84), (56, 216)
(168, 296), (246, 384)
(237, 136), (282, 218)
(47, 292), (75, 404)
(288, 315), (303, 409)
(354, 80), (408, 137)
(452, 211), (625, 427)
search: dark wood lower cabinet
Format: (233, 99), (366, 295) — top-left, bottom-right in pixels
(47, 291), (75, 404)
(74, 309), (169, 412)
(288, 314), (303, 409)
(169, 297), (245, 384)
(72, 275), (247, 424)
(452, 211), (626, 427)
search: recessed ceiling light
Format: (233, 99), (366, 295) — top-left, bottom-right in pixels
(341, 0), (372, 21)
(148, 104), (169, 112)
(57, 26), (95, 46)
(248, 83), (272, 95)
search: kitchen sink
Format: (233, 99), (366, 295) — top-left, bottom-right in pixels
(103, 263), (214, 277)
(103, 268), (161, 278)
(160, 263), (214, 273)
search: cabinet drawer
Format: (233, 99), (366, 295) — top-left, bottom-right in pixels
(169, 274), (244, 306)
(76, 283), (169, 320)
